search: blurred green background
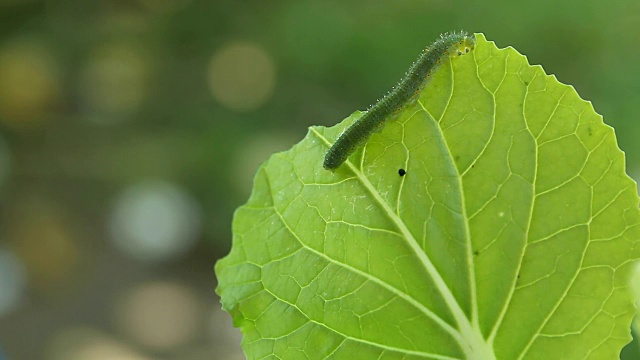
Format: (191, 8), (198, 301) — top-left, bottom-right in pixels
(0, 0), (639, 359)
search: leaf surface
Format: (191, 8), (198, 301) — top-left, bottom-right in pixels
(216, 33), (640, 360)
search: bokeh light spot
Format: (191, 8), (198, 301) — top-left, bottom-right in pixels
(79, 42), (150, 124)
(115, 281), (200, 351)
(109, 180), (201, 263)
(0, 38), (60, 128)
(208, 42), (275, 112)
(46, 327), (151, 360)
(9, 201), (79, 292)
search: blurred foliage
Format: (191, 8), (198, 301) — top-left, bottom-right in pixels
(0, 0), (639, 359)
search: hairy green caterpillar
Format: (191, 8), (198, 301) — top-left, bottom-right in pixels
(323, 31), (475, 170)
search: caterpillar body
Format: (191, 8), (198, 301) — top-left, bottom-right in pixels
(323, 31), (476, 170)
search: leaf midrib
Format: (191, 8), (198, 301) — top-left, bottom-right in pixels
(310, 126), (475, 352)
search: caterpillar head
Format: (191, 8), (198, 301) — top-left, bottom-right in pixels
(450, 34), (476, 57)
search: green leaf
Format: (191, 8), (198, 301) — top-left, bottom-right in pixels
(215, 33), (640, 359)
